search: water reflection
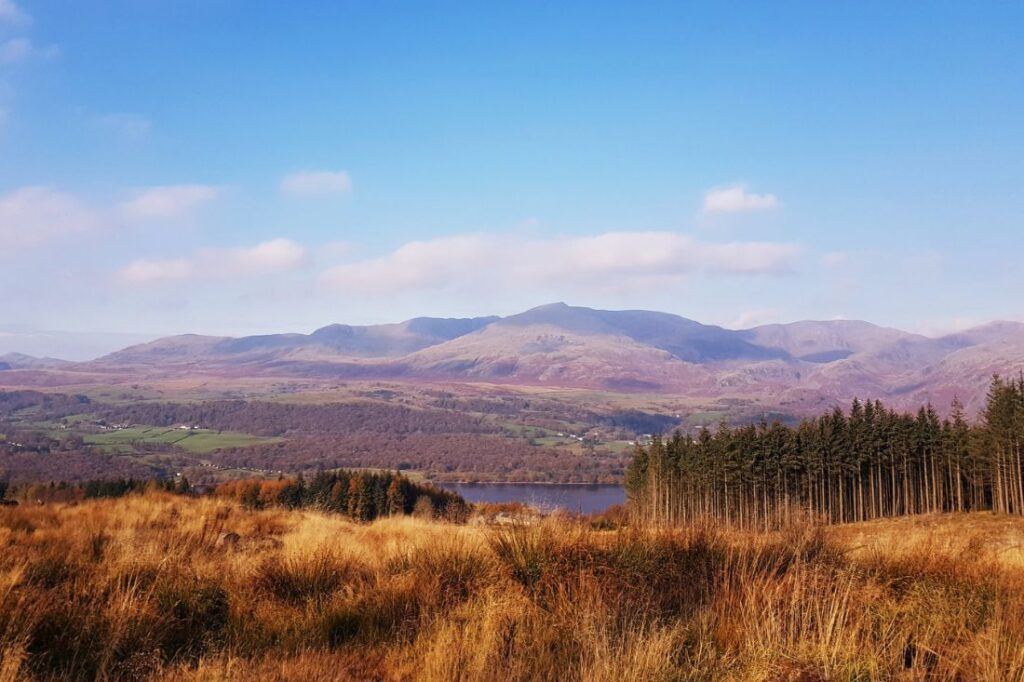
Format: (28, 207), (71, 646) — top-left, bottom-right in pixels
(438, 482), (625, 514)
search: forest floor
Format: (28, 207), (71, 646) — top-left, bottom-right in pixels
(1, 496), (1023, 681)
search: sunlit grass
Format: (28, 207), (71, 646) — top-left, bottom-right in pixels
(0, 495), (1022, 680)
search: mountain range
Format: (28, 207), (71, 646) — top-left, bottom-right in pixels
(4, 303), (1023, 414)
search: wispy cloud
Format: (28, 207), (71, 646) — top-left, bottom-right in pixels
(0, 187), (102, 252)
(95, 113), (152, 141)
(819, 251), (849, 268)
(730, 308), (783, 329)
(904, 249), (944, 272)
(118, 258), (194, 284)
(0, 183), (226, 254)
(817, 250), (860, 296)
(321, 232), (802, 295)
(0, 38), (59, 65)
(120, 185), (220, 220)
(0, 0), (29, 26)
(119, 238), (307, 283)
(702, 184), (780, 215)
(280, 170), (352, 197)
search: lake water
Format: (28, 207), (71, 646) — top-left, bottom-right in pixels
(438, 482), (625, 514)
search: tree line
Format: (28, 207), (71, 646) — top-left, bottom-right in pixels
(0, 390), (91, 418)
(0, 477), (192, 504)
(627, 375), (1024, 528)
(0, 469), (468, 522)
(100, 399), (498, 437)
(214, 470), (469, 522)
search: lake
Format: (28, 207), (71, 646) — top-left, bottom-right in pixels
(438, 482), (625, 514)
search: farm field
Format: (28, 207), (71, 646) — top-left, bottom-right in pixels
(83, 426), (283, 454)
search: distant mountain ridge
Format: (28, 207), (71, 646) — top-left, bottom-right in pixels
(0, 353), (70, 371)
(4, 303), (1024, 415)
(101, 316), (499, 365)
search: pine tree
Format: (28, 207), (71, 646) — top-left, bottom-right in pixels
(347, 475), (370, 522)
(386, 477), (406, 516)
(627, 384), (1024, 528)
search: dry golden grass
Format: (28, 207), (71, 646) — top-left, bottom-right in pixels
(1, 495), (1023, 681)
(829, 512), (1024, 569)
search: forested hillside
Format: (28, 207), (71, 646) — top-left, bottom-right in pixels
(627, 375), (1024, 528)
(0, 390), (638, 484)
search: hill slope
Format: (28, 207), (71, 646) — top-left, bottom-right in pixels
(7, 304), (1024, 413)
(100, 316), (499, 365)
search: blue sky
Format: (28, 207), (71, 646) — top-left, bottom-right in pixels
(1, 1), (1023, 353)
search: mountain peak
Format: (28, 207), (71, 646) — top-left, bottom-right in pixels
(498, 303), (617, 335)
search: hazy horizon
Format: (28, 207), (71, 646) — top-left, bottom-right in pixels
(3, 300), (1020, 362)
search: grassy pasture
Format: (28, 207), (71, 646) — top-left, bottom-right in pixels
(84, 427), (282, 454)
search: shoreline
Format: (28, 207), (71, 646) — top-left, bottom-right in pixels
(431, 481), (624, 487)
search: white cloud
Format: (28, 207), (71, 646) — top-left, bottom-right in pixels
(120, 185), (220, 220)
(119, 238), (307, 283)
(119, 258), (193, 284)
(0, 183), (226, 254)
(0, 0), (29, 25)
(96, 113), (152, 141)
(321, 231), (802, 295)
(702, 184), (780, 215)
(910, 315), (1024, 338)
(730, 308), (782, 329)
(0, 38), (59, 65)
(226, 238), (307, 273)
(0, 186), (102, 251)
(280, 170), (352, 197)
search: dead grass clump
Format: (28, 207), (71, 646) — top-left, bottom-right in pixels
(161, 648), (390, 682)
(319, 573), (423, 647)
(489, 520), (594, 592)
(401, 534), (495, 608)
(253, 551), (365, 605)
(153, 575), (231, 661)
(22, 593), (108, 679)
(0, 514), (35, 535)
(599, 526), (725, 617)
(22, 553), (84, 590)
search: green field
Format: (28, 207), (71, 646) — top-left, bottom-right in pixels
(84, 427), (282, 454)
(533, 435), (580, 447)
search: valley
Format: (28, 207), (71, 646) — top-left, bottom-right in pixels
(3, 303), (1022, 488)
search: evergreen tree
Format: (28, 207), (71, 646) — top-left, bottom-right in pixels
(628, 379), (1024, 527)
(347, 475), (370, 522)
(386, 477), (406, 516)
